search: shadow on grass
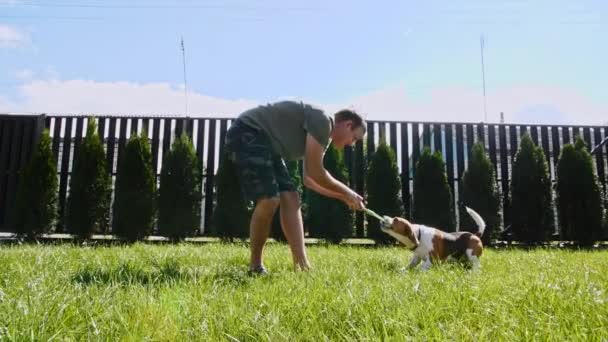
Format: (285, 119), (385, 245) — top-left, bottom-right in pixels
(72, 260), (260, 287)
(373, 255), (478, 274)
(72, 259), (193, 286)
(207, 266), (259, 287)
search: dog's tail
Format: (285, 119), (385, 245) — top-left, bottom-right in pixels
(465, 207), (486, 237)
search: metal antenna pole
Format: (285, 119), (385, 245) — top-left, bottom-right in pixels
(181, 36), (189, 116)
(480, 35), (487, 122)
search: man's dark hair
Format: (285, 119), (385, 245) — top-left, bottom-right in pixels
(334, 109), (366, 133)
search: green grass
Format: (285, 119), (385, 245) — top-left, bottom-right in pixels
(0, 243), (607, 341)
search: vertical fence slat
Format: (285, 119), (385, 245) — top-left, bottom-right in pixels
(186, 118), (194, 139)
(476, 123), (484, 145)
(594, 127), (606, 190)
(196, 119), (206, 170)
(141, 118), (149, 135)
(411, 124), (420, 177)
(509, 126), (518, 159)
(98, 117), (106, 142)
(52, 118), (62, 165)
(455, 124), (465, 182)
(45, 116), (52, 130)
(204, 120), (217, 233)
(57, 117), (74, 232)
(196, 119), (206, 234)
(33, 116), (45, 161)
(10, 117), (43, 231)
(366, 121), (375, 234)
(3, 119), (25, 231)
(400, 123), (410, 218)
(162, 119), (172, 166)
(519, 125), (528, 142)
(573, 126), (582, 141)
(465, 124), (474, 159)
(0, 119), (13, 229)
(498, 125), (510, 229)
(583, 127), (592, 151)
(602, 127), (608, 188)
(389, 123), (397, 156)
(459, 124), (470, 215)
(422, 123), (431, 149)
(531, 125), (539, 145)
(431, 123), (445, 154)
(488, 125), (497, 172)
(219, 119), (228, 158)
(367, 122), (376, 161)
(562, 126), (571, 145)
(106, 118), (117, 175)
(130, 118), (138, 136)
(540, 126), (551, 166)
(116, 118), (129, 175)
(175, 118), (185, 138)
(74, 117), (85, 156)
(18, 119), (35, 173)
(433, 124), (442, 155)
(552, 126), (562, 167)
(355, 139), (365, 236)
(0, 118), (8, 176)
(445, 124), (455, 210)
(151, 118), (161, 179)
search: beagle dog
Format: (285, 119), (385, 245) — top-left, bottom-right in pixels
(381, 207), (486, 270)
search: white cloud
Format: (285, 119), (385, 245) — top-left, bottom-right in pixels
(2, 79), (606, 126)
(14, 69), (34, 80)
(0, 24), (29, 48)
(323, 84), (607, 125)
(6, 80), (258, 116)
(0, 95), (17, 112)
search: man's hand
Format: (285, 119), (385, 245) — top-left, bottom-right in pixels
(343, 189), (365, 211)
(303, 133), (365, 211)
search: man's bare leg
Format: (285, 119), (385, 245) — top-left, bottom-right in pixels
(250, 197), (280, 269)
(279, 191), (310, 271)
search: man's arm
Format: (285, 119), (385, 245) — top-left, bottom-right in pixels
(303, 133), (354, 197)
(303, 174), (345, 200)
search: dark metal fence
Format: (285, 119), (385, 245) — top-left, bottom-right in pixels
(1, 114), (606, 237)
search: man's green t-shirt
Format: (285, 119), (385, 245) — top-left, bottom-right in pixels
(238, 101), (333, 160)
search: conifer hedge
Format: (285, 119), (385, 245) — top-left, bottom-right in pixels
(413, 148), (455, 232)
(365, 142), (403, 244)
(66, 118), (112, 239)
(112, 132), (156, 241)
(510, 133), (554, 244)
(213, 151), (251, 241)
(460, 142), (500, 244)
(13, 129), (58, 239)
(556, 137), (604, 246)
(158, 133), (202, 240)
(306, 146), (353, 244)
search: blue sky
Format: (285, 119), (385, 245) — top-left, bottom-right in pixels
(1, 0), (606, 124)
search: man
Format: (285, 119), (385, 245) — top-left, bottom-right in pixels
(225, 100), (366, 274)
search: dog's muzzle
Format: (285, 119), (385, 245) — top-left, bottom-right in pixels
(379, 216), (392, 231)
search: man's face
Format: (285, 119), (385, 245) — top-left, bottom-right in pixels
(332, 121), (365, 149)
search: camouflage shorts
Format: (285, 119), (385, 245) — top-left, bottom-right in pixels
(225, 119), (296, 203)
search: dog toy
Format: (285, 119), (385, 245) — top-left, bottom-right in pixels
(363, 208), (393, 229)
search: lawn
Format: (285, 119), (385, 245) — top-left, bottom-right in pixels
(0, 242), (607, 340)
